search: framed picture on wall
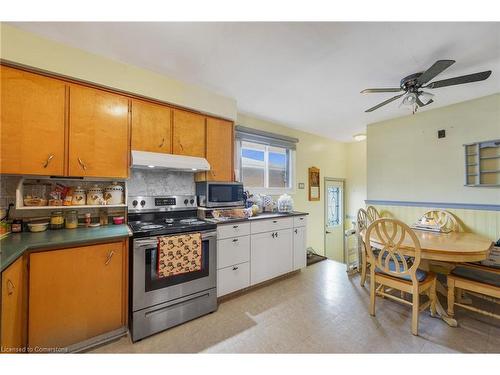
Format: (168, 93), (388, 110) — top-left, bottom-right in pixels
(308, 167), (320, 201)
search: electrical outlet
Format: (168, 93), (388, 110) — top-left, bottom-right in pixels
(298, 183), (305, 189)
(438, 129), (446, 138)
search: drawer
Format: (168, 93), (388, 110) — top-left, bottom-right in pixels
(217, 262), (250, 297)
(217, 222), (251, 239)
(217, 235), (250, 269)
(250, 217), (293, 234)
(293, 215), (307, 227)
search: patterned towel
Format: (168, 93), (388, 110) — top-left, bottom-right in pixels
(157, 233), (202, 278)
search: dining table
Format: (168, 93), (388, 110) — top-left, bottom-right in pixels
(365, 228), (494, 327)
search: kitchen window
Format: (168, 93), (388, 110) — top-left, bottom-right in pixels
(235, 126), (298, 194)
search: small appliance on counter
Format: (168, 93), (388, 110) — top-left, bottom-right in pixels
(128, 194), (217, 342)
(196, 181), (244, 208)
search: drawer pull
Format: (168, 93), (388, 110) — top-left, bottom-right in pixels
(232, 238), (239, 243)
(233, 225), (239, 229)
(6, 279), (14, 295)
(105, 250), (115, 265)
(232, 266), (239, 271)
(272, 220), (278, 223)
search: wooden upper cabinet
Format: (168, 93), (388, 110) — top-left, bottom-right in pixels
(28, 241), (127, 349)
(1, 257), (26, 352)
(131, 99), (172, 154)
(205, 118), (234, 181)
(68, 85), (129, 178)
(172, 109), (206, 157)
(0, 66), (66, 176)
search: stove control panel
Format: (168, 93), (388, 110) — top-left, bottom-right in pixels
(128, 195), (197, 212)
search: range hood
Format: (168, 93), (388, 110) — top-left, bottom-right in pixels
(132, 150), (210, 172)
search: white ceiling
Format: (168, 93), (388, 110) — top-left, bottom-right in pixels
(10, 22), (500, 141)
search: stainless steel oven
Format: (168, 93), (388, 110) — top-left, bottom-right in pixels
(196, 181), (244, 208)
(131, 229), (217, 341)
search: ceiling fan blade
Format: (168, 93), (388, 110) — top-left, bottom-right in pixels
(417, 60), (456, 85)
(364, 92), (406, 113)
(360, 88), (402, 94)
(424, 70), (492, 89)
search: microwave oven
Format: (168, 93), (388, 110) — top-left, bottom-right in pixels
(196, 181), (245, 208)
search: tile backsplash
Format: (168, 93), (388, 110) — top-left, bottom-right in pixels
(127, 169), (195, 196)
(0, 170), (195, 219)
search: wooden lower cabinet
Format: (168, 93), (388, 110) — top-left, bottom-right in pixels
(28, 241), (128, 350)
(1, 257), (27, 353)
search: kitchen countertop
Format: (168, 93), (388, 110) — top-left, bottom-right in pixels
(0, 225), (131, 273)
(208, 211), (308, 224)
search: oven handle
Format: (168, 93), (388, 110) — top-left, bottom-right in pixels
(133, 231), (217, 248)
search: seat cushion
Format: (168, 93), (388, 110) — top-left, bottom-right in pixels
(376, 259), (427, 282)
(452, 266), (500, 288)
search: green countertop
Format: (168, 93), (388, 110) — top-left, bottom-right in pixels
(0, 225), (131, 273)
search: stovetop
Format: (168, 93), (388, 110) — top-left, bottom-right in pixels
(127, 195), (216, 238)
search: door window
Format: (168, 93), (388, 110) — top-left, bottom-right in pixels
(327, 186), (341, 227)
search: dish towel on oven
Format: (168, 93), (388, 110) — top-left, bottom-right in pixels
(157, 233), (202, 278)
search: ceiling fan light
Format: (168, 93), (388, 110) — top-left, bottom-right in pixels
(419, 91), (435, 105)
(402, 93), (417, 106)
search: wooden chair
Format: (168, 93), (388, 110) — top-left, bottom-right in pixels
(366, 205), (381, 223)
(418, 209), (460, 232)
(447, 263), (500, 320)
(357, 208), (369, 286)
(365, 218), (437, 335)
(359, 206), (382, 287)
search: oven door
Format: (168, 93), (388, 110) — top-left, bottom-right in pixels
(206, 182), (244, 207)
(132, 230), (217, 312)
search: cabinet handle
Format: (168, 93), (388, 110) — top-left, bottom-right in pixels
(6, 279), (14, 295)
(275, 232), (279, 238)
(272, 220), (278, 223)
(43, 154), (54, 168)
(295, 229), (298, 234)
(179, 143), (184, 151)
(105, 250), (115, 265)
(232, 238), (238, 243)
(232, 266), (239, 271)
(233, 225), (239, 229)
(77, 157), (88, 170)
(272, 232), (275, 238)
(159, 138), (165, 148)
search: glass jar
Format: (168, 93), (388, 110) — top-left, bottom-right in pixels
(65, 210), (78, 229)
(50, 211), (64, 230)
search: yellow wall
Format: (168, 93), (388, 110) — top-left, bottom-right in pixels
(366, 94), (500, 242)
(367, 94), (500, 204)
(237, 113), (348, 255)
(346, 140), (366, 224)
(0, 23), (237, 120)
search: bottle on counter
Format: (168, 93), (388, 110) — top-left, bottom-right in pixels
(84, 212), (91, 227)
(49, 211), (64, 230)
(65, 210), (78, 229)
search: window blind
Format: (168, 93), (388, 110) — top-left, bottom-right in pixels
(235, 125), (299, 150)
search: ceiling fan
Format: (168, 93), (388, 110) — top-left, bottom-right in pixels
(361, 60), (492, 113)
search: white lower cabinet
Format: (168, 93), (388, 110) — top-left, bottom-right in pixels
(217, 262), (250, 297)
(250, 228), (293, 285)
(293, 226), (307, 270)
(216, 215), (307, 297)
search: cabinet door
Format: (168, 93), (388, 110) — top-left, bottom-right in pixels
(28, 241), (126, 349)
(1, 257), (26, 352)
(131, 99), (172, 153)
(68, 85), (129, 178)
(205, 118), (233, 181)
(172, 109), (205, 157)
(293, 226), (307, 270)
(0, 66), (66, 175)
(250, 229), (292, 285)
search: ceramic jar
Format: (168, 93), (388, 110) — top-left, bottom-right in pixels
(87, 185), (104, 205)
(104, 182), (124, 205)
(71, 186), (86, 206)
